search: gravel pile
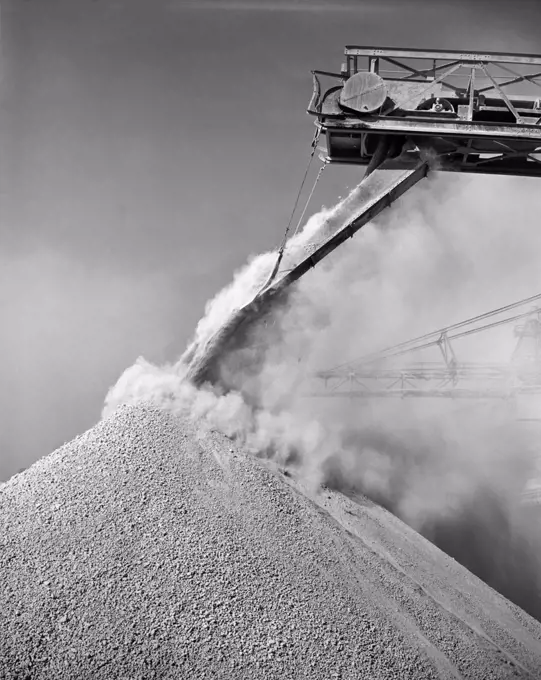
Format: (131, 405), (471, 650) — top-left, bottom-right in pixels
(2, 404), (541, 679)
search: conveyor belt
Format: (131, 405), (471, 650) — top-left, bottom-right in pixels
(185, 158), (430, 388)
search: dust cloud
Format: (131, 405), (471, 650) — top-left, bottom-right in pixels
(104, 169), (541, 619)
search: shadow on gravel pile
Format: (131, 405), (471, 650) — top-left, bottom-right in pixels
(321, 428), (541, 625)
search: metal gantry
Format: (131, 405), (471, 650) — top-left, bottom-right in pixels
(308, 46), (541, 177)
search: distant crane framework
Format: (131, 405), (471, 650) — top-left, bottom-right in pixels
(312, 297), (541, 401)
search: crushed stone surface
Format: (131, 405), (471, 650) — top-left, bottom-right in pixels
(1, 404), (541, 679)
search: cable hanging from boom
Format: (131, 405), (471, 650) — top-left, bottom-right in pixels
(257, 127), (322, 294)
(293, 162), (326, 238)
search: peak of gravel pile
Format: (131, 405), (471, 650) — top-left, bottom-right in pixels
(2, 405), (541, 679)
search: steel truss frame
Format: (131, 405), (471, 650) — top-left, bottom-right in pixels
(308, 47), (541, 177)
(312, 310), (541, 400)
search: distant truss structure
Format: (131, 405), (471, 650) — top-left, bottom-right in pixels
(312, 293), (541, 401)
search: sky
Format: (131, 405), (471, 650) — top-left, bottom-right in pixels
(2, 0), (541, 481)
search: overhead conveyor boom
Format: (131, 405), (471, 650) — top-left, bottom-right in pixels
(184, 43), (541, 392)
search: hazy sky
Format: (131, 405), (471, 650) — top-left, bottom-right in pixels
(2, 0), (541, 480)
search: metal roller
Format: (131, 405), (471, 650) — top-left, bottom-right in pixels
(339, 72), (387, 114)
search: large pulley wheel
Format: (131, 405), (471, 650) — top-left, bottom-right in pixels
(340, 72), (387, 114)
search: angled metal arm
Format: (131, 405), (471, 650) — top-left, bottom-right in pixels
(479, 64), (523, 122)
(385, 63), (462, 114)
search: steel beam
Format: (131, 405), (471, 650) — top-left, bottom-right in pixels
(344, 46), (541, 66)
(322, 118), (541, 140)
(322, 157), (541, 179)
